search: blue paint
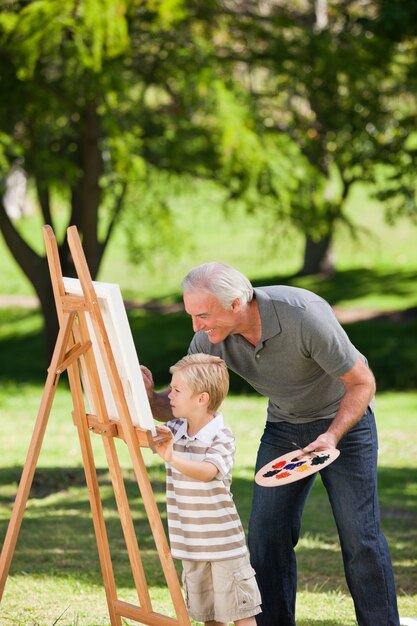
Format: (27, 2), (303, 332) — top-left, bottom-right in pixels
(284, 461), (305, 470)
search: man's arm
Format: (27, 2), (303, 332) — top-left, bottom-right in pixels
(304, 357), (376, 452)
(141, 365), (173, 422)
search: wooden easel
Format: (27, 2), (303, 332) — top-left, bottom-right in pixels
(0, 225), (191, 626)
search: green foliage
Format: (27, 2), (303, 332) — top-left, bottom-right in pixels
(0, 131), (21, 176)
(0, 0), (130, 77)
(0, 0), (144, 188)
(144, 0), (188, 27)
(373, 149), (417, 224)
(120, 169), (192, 268)
(209, 1), (417, 254)
(0, 0), (230, 336)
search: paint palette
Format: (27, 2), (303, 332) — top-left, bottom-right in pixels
(255, 448), (340, 487)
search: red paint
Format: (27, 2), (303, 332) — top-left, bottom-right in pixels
(272, 460), (287, 469)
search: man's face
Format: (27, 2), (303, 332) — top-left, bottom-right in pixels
(183, 290), (238, 344)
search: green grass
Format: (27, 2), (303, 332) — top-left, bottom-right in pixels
(0, 386), (416, 625)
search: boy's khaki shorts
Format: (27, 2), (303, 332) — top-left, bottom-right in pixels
(181, 553), (262, 623)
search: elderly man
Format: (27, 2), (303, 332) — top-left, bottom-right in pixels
(142, 262), (399, 626)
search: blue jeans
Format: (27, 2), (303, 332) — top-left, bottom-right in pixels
(248, 409), (399, 626)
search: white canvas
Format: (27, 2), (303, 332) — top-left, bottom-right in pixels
(63, 277), (156, 435)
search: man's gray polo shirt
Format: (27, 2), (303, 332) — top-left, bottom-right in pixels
(188, 286), (362, 424)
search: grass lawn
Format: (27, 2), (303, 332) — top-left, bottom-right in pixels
(0, 383), (416, 625)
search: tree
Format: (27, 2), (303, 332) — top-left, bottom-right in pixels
(209, 0), (416, 274)
(370, 0), (417, 225)
(0, 0), (132, 353)
(0, 0), (225, 355)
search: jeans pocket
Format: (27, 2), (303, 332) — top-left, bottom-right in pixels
(234, 565), (262, 610)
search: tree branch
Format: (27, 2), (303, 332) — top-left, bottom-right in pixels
(102, 180), (128, 251)
(0, 202), (43, 287)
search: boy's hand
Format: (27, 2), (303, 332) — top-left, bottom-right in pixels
(154, 425), (174, 462)
(154, 426), (218, 482)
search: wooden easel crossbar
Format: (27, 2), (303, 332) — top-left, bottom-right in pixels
(0, 225), (191, 626)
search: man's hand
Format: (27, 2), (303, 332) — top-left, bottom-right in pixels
(140, 366), (176, 421)
(303, 432), (338, 454)
(141, 365), (155, 401)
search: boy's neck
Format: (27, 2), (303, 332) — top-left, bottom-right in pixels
(186, 411), (216, 437)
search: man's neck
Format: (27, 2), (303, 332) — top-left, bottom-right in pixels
(237, 298), (262, 346)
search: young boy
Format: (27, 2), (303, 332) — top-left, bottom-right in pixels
(153, 353), (261, 626)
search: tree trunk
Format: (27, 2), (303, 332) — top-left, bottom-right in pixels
(79, 101), (102, 277)
(0, 98), (108, 362)
(299, 234), (335, 276)
(0, 205), (59, 360)
(36, 274), (60, 359)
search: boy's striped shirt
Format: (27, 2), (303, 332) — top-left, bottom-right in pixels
(165, 413), (248, 561)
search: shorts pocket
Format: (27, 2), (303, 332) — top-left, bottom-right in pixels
(234, 565), (262, 610)
(181, 569), (189, 605)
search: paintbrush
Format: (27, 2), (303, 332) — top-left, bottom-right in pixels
(291, 441), (319, 458)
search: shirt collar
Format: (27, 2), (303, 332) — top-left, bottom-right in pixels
(254, 287), (282, 343)
(173, 412), (225, 444)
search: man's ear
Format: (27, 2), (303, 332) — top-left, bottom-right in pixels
(231, 298), (241, 312)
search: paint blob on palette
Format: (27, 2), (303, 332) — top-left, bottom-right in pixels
(255, 448), (340, 487)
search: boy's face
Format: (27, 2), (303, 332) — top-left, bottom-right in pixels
(168, 371), (202, 419)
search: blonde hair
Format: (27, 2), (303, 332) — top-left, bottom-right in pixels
(169, 353), (229, 412)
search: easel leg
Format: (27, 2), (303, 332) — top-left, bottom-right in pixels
(102, 437), (153, 613)
(128, 449), (191, 625)
(0, 313), (75, 600)
(70, 371), (123, 626)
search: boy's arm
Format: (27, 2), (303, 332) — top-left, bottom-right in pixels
(155, 426), (219, 482)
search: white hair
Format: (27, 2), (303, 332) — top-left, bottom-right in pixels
(181, 262), (254, 309)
